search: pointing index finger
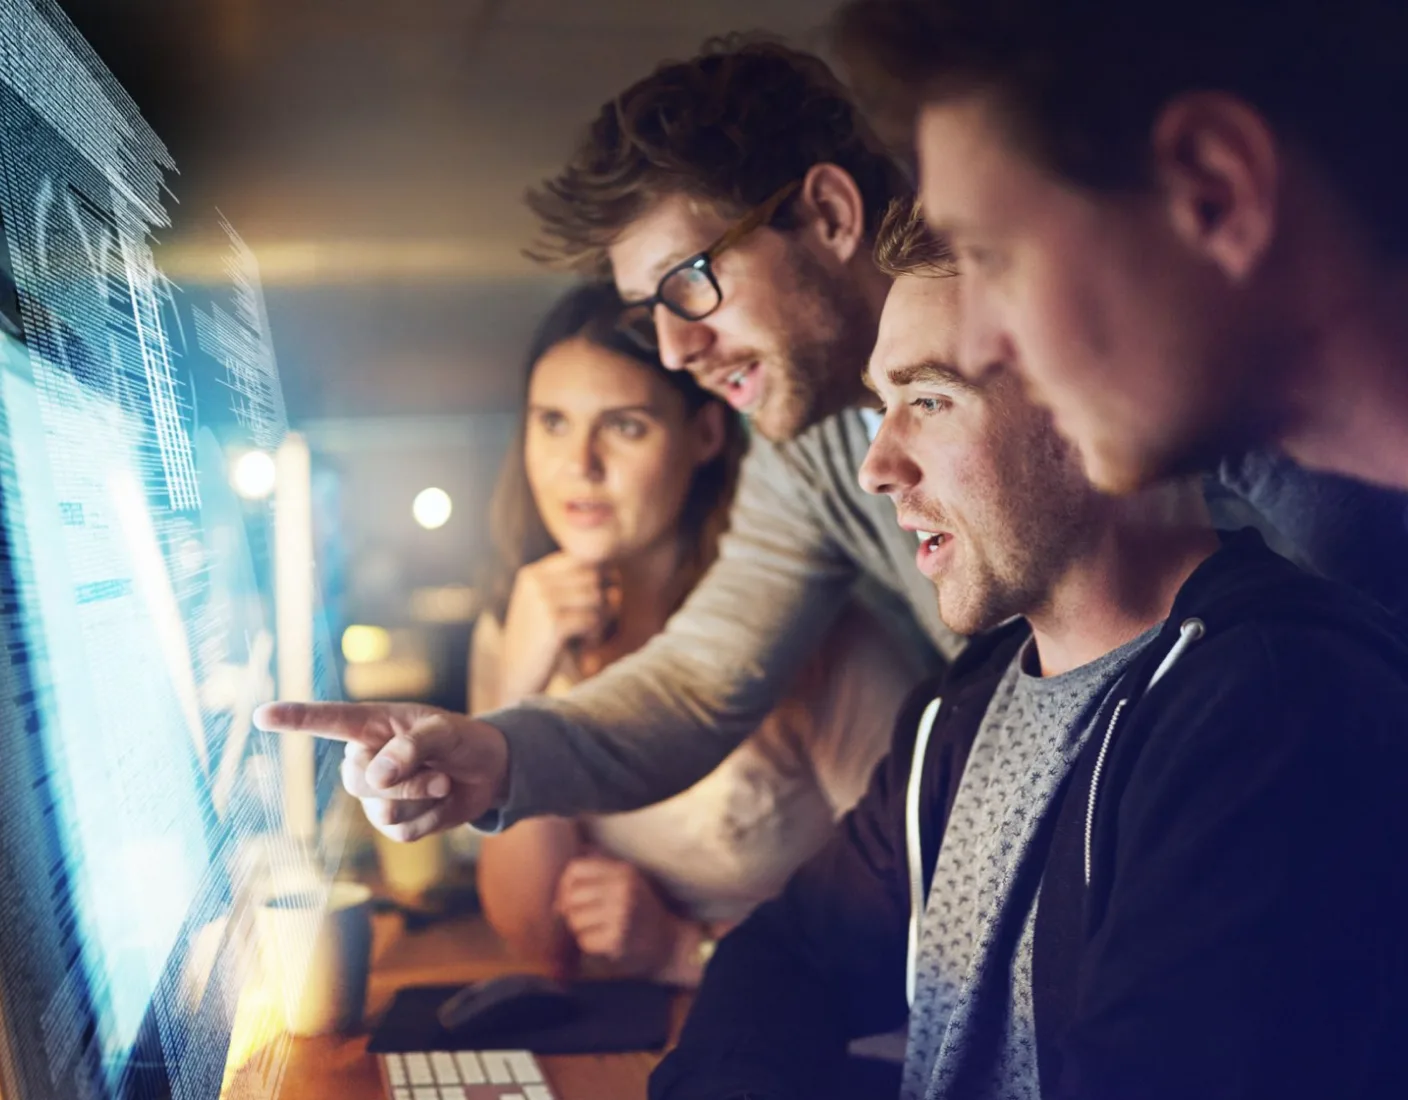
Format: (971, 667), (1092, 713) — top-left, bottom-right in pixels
(253, 702), (392, 749)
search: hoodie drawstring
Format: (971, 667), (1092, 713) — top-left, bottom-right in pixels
(906, 696), (943, 1009)
(1149, 617), (1207, 689)
(1084, 618), (1205, 885)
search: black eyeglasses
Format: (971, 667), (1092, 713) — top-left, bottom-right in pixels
(617, 180), (801, 352)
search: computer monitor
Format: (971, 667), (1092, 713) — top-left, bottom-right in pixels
(0, 8), (345, 1097)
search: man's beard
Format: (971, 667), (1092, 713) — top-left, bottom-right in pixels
(933, 403), (1099, 636)
(751, 250), (876, 442)
(936, 550), (1049, 638)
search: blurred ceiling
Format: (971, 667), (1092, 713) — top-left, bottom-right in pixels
(62, 0), (844, 420)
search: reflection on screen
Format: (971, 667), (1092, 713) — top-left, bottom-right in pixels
(0, 4), (345, 1099)
(2, 345), (213, 1068)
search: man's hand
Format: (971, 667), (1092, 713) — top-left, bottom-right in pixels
(554, 855), (691, 981)
(252, 701), (509, 841)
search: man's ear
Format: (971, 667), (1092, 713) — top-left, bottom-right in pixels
(691, 401), (728, 466)
(796, 163), (868, 266)
(1151, 92), (1280, 283)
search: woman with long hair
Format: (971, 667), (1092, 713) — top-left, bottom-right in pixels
(473, 283), (921, 986)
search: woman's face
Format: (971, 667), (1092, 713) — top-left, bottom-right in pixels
(524, 337), (723, 565)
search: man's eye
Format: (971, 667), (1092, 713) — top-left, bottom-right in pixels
(536, 410), (567, 434)
(911, 397), (950, 414)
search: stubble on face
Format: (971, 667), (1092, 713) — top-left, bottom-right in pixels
(930, 378), (1099, 636)
(748, 243), (878, 441)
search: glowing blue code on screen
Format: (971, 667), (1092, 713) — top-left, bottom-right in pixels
(0, 3), (342, 1100)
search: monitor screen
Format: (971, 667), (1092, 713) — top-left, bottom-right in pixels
(0, 7), (344, 1098)
(1, 324), (216, 1072)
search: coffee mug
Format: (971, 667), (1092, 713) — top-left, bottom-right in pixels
(257, 880), (373, 1036)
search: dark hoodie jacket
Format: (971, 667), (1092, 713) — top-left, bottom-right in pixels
(650, 530), (1408, 1100)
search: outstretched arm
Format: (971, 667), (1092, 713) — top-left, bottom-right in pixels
(477, 438), (868, 823)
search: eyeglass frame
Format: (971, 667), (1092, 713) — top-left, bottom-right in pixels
(617, 179), (802, 350)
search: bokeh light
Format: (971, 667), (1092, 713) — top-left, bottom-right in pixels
(230, 450), (277, 500)
(412, 486), (452, 530)
(341, 624), (391, 664)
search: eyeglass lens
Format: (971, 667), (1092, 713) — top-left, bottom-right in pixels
(619, 262), (721, 350)
(661, 263), (719, 319)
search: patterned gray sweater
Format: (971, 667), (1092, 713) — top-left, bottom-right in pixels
(903, 624), (1160, 1100)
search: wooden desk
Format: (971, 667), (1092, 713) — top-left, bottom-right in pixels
(274, 910), (687, 1100)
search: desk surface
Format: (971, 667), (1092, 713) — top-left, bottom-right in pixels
(274, 911), (687, 1100)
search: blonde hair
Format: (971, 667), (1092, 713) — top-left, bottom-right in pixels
(873, 196), (958, 278)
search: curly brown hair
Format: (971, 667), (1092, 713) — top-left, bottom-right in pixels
(526, 35), (910, 276)
(873, 197), (956, 278)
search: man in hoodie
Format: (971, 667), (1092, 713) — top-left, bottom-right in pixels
(648, 200), (1408, 1100)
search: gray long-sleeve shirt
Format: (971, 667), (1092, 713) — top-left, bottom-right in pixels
(481, 405), (1408, 828)
(481, 407), (962, 826)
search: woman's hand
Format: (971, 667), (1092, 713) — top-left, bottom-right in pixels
(554, 855), (698, 983)
(497, 552), (619, 706)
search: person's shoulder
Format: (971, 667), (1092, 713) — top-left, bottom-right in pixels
(1236, 609), (1408, 707)
(1202, 544), (1407, 676)
(472, 610), (505, 653)
(793, 406), (872, 461)
(1170, 528), (1408, 670)
(1160, 560), (1406, 681)
(1137, 601), (1408, 771)
(750, 407), (872, 484)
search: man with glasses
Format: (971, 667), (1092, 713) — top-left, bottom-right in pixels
(257, 39), (962, 838)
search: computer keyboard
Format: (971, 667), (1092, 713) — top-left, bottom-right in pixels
(377, 1049), (557, 1100)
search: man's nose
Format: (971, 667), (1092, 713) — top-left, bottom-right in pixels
(655, 307), (714, 372)
(858, 415), (920, 497)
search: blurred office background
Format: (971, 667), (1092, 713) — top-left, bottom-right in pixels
(58, 0), (843, 712)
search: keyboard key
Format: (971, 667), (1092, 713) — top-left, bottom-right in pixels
(454, 1051), (485, 1083)
(480, 1052), (514, 1084)
(525, 1087), (555, 1100)
(437, 1089), (467, 1100)
(406, 1053), (434, 1085)
(413, 1088), (439, 1100)
(393, 1089), (411, 1100)
(431, 1052), (460, 1085)
(506, 1052), (542, 1084)
(385, 1054), (407, 1086)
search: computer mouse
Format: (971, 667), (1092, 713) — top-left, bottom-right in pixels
(436, 974), (581, 1036)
